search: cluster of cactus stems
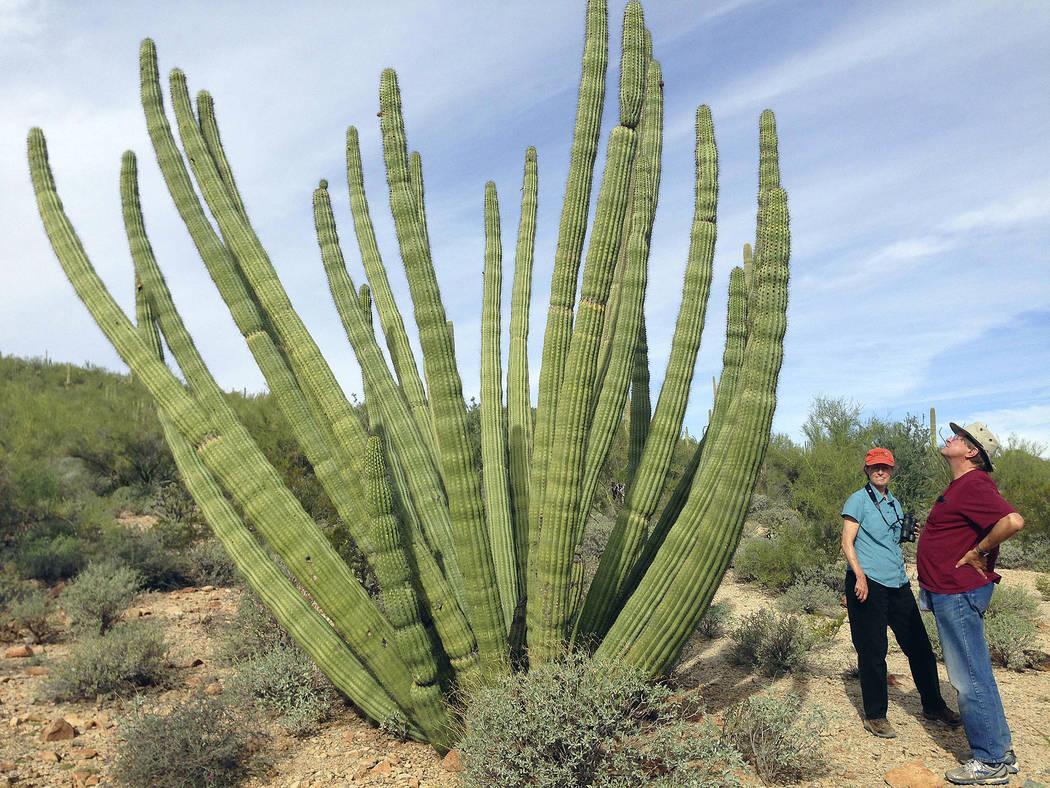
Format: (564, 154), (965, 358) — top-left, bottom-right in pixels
(28, 0), (789, 751)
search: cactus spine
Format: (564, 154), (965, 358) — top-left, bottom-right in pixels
(29, 1), (790, 749)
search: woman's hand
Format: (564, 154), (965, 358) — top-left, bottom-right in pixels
(854, 573), (869, 602)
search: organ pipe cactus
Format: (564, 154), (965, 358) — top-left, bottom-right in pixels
(28, 0), (789, 750)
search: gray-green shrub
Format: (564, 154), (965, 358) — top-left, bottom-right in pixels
(228, 642), (339, 736)
(100, 527), (189, 589)
(114, 694), (260, 788)
(777, 576), (841, 616)
(728, 612), (811, 676)
(43, 622), (171, 700)
(696, 600), (732, 639)
(16, 533), (86, 583)
(221, 587), (292, 664)
(733, 524), (817, 592)
(458, 652), (744, 788)
(1035, 573), (1050, 601)
(985, 584), (1041, 670)
(722, 691), (827, 784)
(183, 539), (239, 587)
(61, 559), (141, 634)
(6, 585), (57, 642)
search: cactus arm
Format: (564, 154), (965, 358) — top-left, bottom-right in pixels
(625, 321), (651, 485)
(507, 147), (537, 597)
(379, 69), (509, 673)
(195, 91), (248, 220)
(618, 2), (646, 129)
(575, 105), (715, 639)
(345, 127), (433, 448)
(365, 436), (455, 749)
(598, 185), (789, 676)
(480, 182), (517, 633)
(528, 0), (609, 574)
(527, 125), (637, 660)
(312, 182), (467, 609)
(359, 283), (481, 686)
(29, 129), (420, 716)
(132, 283), (420, 737)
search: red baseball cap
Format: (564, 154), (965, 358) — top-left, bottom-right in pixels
(864, 448), (895, 467)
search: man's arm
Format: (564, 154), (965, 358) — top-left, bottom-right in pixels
(954, 512), (1025, 578)
(841, 516), (869, 602)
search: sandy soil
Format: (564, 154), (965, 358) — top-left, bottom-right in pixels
(2, 569), (1048, 787)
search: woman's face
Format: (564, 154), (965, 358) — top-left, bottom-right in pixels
(865, 463), (894, 484)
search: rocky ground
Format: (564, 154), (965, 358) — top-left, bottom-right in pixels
(2, 569), (1048, 788)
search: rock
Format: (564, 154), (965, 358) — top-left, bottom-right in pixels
(370, 760), (392, 776)
(24, 666), (48, 676)
(40, 717), (76, 741)
(179, 657), (204, 668)
(38, 750), (61, 762)
(883, 759), (943, 788)
(408, 779), (420, 788)
(4, 645), (32, 658)
(886, 673), (905, 687)
(74, 748), (99, 759)
(65, 713), (89, 728)
(204, 682), (222, 695)
(0, 761), (14, 772)
(442, 749), (465, 772)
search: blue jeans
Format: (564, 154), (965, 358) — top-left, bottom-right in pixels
(925, 583), (1012, 763)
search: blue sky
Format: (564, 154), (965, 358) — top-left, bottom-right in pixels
(2, 0), (1048, 452)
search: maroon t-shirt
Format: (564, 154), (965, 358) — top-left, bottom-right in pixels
(917, 470), (1016, 594)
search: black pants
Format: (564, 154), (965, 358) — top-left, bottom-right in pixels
(845, 570), (947, 719)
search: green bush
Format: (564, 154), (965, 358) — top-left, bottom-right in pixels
(696, 600), (732, 639)
(221, 587), (293, 664)
(777, 576), (842, 617)
(733, 524), (818, 592)
(922, 612), (942, 660)
(182, 539), (239, 587)
(721, 692), (827, 784)
(62, 559), (142, 634)
(728, 612), (811, 676)
(16, 533), (86, 583)
(1035, 574), (1050, 601)
(114, 694), (260, 788)
(458, 652), (744, 788)
(101, 527), (190, 589)
(43, 622), (172, 700)
(228, 642), (338, 736)
(996, 533), (1050, 572)
(5, 584), (58, 643)
(985, 584), (1041, 670)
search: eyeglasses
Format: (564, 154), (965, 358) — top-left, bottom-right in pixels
(867, 464), (893, 473)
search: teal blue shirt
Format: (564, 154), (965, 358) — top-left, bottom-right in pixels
(842, 485), (909, 588)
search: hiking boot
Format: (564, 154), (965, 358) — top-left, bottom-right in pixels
(863, 717), (897, 738)
(1002, 749), (1019, 774)
(922, 706), (963, 727)
(944, 759), (1009, 786)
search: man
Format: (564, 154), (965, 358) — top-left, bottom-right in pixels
(841, 448), (959, 739)
(917, 422), (1025, 786)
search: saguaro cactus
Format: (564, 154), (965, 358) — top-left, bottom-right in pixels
(28, 0), (789, 750)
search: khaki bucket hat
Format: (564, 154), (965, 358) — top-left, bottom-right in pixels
(949, 421), (1000, 471)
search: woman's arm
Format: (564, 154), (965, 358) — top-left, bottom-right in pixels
(841, 516), (869, 602)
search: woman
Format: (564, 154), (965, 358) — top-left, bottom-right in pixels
(841, 447), (960, 738)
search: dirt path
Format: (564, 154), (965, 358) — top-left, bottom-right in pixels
(2, 570), (1048, 787)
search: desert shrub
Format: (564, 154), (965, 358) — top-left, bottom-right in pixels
(722, 692), (827, 784)
(182, 539), (239, 587)
(806, 611), (847, 644)
(221, 587), (293, 664)
(458, 652), (744, 788)
(150, 481), (206, 548)
(696, 600), (732, 639)
(101, 527), (190, 589)
(228, 642), (338, 736)
(62, 559), (142, 634)
(922, 613), (942, 660)
(114, 694), (260, 788)
(5, 585), (58, 642)
(1035, 573), (1050, 601)
(728, 612), (811, 676)
(44, 622), (172, 700)
(16, 533), (86, 583)
(733, 523), (818, 592)
(777, 576), (841, 617)
(995, 533), (1050, 572)
(986, 585), (1041, 670)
